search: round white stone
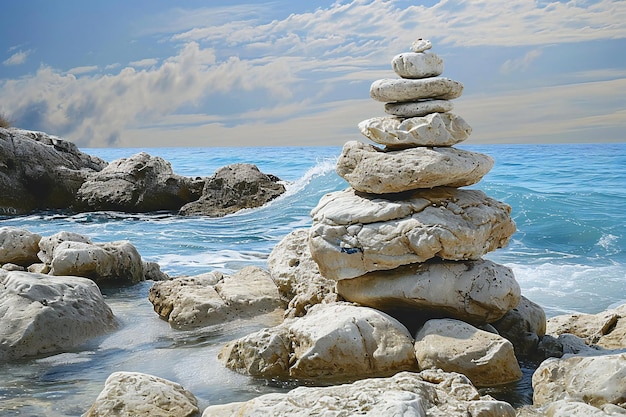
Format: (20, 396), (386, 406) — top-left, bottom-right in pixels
(370, 77), (463, 102)
(411, 39), (432, 52)
(385, 100), (454, 117)
(392, 52), (443, 79)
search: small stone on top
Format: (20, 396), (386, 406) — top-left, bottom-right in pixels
(411, 38), (432, 53)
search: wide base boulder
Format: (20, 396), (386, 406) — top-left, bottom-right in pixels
(202, 370), (515, 417)
(0, 271), (118, 361)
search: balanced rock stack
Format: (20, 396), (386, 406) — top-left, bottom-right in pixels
(307, 39), (524, 383)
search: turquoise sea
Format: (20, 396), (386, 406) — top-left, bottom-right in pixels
(1, 143), (625, 415)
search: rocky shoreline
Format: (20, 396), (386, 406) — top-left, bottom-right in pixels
(1, 39), (625, 416)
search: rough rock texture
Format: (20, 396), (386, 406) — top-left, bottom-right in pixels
(149, 266), (284, 329)
(84, 371), (199, 417)
(337, 259), (520, 324)
(532, 352), (626, 409)
(546, 304), (626, 349)
(267, 229), (341, 318)
(492, 295), (547, 357)
(391, 51), (444, 79)
(76, 152), (204, 213)
(0, 271), (117, 361)
(37, 231), (93, 264)
(0, 227), (42, 266)
(179, 163), (285, 217)
(518, 400), (626, 417)
(336, 141), (493, 193)
(358, 113), (471, 148)
(0, 128), (106, 214)
(309, 187), (516, 280)
(49, 240), (144, 285)
(370, 77), (464, 102)
(385, 99), (454, 118)
(202, 370), (515, 417)
(414, 318), (523, 387)
(219, 302), (418, 380)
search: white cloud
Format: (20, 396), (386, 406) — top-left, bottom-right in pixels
(3, 49), (33, 66)
(500, 49), (543, 73)
(129, 58), (159, 68)
(68, 65), (99, 75)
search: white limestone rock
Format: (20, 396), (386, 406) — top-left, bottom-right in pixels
(385, 99), (454, 117)
(532, 352), (626, 409)
(219, 302), (418, 380)
(337, 259), (520, 324)
(492, 295), (547, 357)
(0, 271), (117, 361)
(518, 400), (626, 417)
(392, 51), (444, 79)
(336, 141), (493, 194)
(0, 227), (42, 266)
(414, 318), (523, 387)
(370, 77), (464, 102)
(267, 229), (340, 318)
(358, 113), (471, 148)
(411, 38), (433, 53)
(148, 266), (284, 329)
(309, 187), (516, 280)
(84, 371), (199, 417)
(37, 231), (93, 264)
(202, 369), (515, 417)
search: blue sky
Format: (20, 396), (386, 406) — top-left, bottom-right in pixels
(1, 0), (625, 147)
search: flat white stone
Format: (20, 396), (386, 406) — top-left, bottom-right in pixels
(411, 39), (432, 53)
(358, 113), (471, 148)
(385, 99), (454, 117)
(337, 259), (520, 324)
(392, 52), (443, 79)
(336, 141), (494, 194)
(370, 77), (463, 102)
(309, 187), (516, 280)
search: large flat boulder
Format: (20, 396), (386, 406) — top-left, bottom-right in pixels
(309, 187), (516, 280)
(370, 77), (464, 102)
(219, 302), (417, 380)
(0, 271), (118, 361)
(336, 141), (493, 194)
(337, 259), (520, 324)
(202, 370), (515, 417)
(385, 99), (454, 118)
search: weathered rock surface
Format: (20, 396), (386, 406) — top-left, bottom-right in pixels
(149, 266), (284, 329)
(336, 141), (493, 194)
(0, 271), (117, 361)
(392, 51), (444, 79)
(532, 352), (626, 409)
(358, 113), (471, 148)
(0, 227), (42, 266)
(385, 99), (454, 117)
(518, 400), (626, 417)
(76, 152), (204, 213)
(267, 229), (340, 318)
(179, 163), (285, 217)
(84, 371), (199, 417)
(411, 38), (433, 53)
(0, 128), (106, 214)
(309, 187), (516, 280)
(337, 259), (520, 324)
(202, 369), (515, 417)
(37, 231), (93, 264)
(370, 77), (464, 102)
(414, 318), (522, 387)
(219, 302), (417, 380)
(492, 295), (547, 357)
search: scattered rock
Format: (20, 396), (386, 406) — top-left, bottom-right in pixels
(546, 304), (626, 348)
(0, 227), (41, 266)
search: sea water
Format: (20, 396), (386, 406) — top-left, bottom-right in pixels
(0, 144), (624, 415)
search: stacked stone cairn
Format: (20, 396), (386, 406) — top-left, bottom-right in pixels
(307, 39), (525, 385)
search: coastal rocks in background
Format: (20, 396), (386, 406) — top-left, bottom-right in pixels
(370, 77), (464, 102)
(84, 371), (199, 417)
(492, 296), (547, 357)
(414, 318), (523, 387)
(309, 187), (516, 280)
(202, 370), (515, 417)
(337, 259), (520, 325)
(358, 113), (471, 148)
(149, 266), (284, 329)
(267, 229), (341, 318)
(0, 127), (106, 214)
(219, 302), (417, 380)
(0, 271), (118, 361)
(0, 227), (41, 266)
(179, 163), (285, 217)
(76, 152), (204, 213)
(336, 140), (494, 193)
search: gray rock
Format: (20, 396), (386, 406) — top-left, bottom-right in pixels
(492, 295), (547, 357)
(370, 77), (464, 102)
(179, 163), (285, 217)
(0, 226), (41, 266)
(76, 152), (204, 212)
(0, 271), (118, 361)
(385, 99), (454, 117)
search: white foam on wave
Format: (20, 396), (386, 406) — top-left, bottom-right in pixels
(279, 156), (338, 198)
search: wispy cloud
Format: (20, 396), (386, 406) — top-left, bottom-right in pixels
(129, 58), (159, 68)
(3, 49), (33, 66)
(67, 65), (99, 75)
(500, 49), (543, 73)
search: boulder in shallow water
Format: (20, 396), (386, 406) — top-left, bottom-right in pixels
(202, 369), (515, 417)
(0, 226), (42, 266)
(0, 271), (117, 361)
(84, 371), (199, 417)
(546, 304), (626, 349)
